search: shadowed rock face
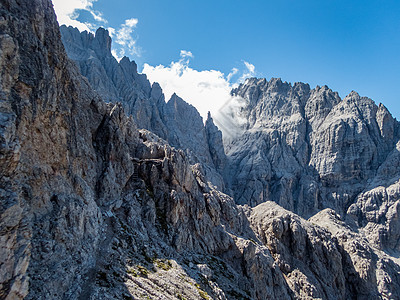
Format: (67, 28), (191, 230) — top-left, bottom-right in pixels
(1, 0), (400, 299)
(0, 1), (287, 299)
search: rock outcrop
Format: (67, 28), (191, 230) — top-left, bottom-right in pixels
(1, 0), (400, 299)
(0, 1), (294, 299)
(249, 202), (400, 299)
(205, 112), (226, 174)
(60, 25), (166, 139)
(225, 78), (399, 214)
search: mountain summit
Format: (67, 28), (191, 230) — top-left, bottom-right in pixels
(1, 1), (400, 299)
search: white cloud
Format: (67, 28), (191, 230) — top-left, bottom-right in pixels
(89, 10), (107, 23)
(143, 52), (232, 121)
(227, 68), (239, 82)
(113, 18), (140, 59)
(107, 27), (116, 37)
(239, 61), (256, 82)
(125, 18), (139, 27)
(143, 52), (257, 138)
(180, 50), (194, 59)
(244, 61), (255, 74)
(52, 0), (101, 32)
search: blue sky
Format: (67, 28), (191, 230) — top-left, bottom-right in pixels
(52, 0), (400, 120)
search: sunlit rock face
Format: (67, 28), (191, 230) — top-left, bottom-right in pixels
(225, 78), (398, 214)
(1, 0), (400, 298)
(223, 77), (400, 246)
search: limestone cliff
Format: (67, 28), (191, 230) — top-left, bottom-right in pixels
(1, 0), (400, 299)
(223, 78), (400, 256)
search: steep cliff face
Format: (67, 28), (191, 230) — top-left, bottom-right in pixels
(205, 112), (227, 174)
(226, 78), (399, 213)
(224, 77), (400, 254)
(1, 0), (400, 299)
(60, 25), (166, 139)
(0, 1), (293, 299)
(0, 0), (107, 297)
(250, 202), (400, 299)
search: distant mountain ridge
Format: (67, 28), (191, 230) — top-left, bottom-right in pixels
(60, 23), (400, 295)
(1, 2), (400, 298)
(223, 77), (400, 252)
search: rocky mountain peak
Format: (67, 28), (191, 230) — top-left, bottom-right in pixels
(167, 93), (194, 110)
(94, 27), (112, 56)
(345, 89), (361, 99)
(224, 75), (400, 212)
(293, 81), (311, 96)
(60, 25), (112, 60)
(377, 102), (396, 140)
(305, 84), (341, 125)
(119, 55), (138, 71)
(205, 112), (227, 173)
(266, 77), (292, 93)
(2, 0), (400, 298)
(150, 82), (164, 105)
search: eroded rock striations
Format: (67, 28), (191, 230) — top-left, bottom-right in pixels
(225, 78), (398, 214)
(0, 1), (287, 299)
(223, 78), (400, 256)
(1, 0), (400, 299)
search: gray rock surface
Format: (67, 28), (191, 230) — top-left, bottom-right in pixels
(0, 1), (255, 297)
(249, 202), (400, 299)
(309, 208), (400, 299)
(225, 78), (399, 212)
(223, 77), (400, 254)
(60, 25), (166, 139)
(205, 112), (226, 174)
(0, 1), (293, 299)
(1, 0), (400, 299)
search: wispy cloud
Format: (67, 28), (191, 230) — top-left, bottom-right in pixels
(239, 61), (256, 82)
(180, 50), (194, 59)
(52, 0), (141, 61)
(113, 18), (141, 60)
(227, 68), (239, 82)
(89, 10), (106, 23)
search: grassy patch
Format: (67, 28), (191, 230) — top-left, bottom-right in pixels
(127, 267), (137, 277)
(137, 265), (149, 277)
(198, 289), (209, 300)
(249, 238), (257, 245)
(155, 259), (172, 271)
(176, 293), (187, 300)
(195, 283), (210, 300)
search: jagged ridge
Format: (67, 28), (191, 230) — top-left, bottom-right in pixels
(0, 1), (400, 299)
